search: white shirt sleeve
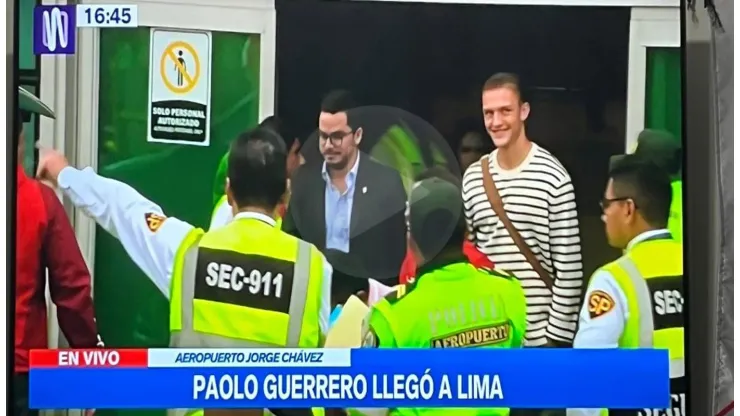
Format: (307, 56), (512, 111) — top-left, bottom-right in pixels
(57, 166), (195, 299)
(209, 198), (233, 231)
(367, 279), (395, 305)
(573, 269), (629, 349)
(569, 269), (629, 416)
(318, 253), (333, 336)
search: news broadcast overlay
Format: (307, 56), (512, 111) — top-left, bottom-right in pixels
(30, 349), (669, 409)
(34, 5), (138, 55)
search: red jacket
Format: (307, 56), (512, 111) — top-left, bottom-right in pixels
(15, 167), (101, 373)
(399, 241), (494, 284)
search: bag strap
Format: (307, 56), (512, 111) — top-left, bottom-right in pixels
(480, 156), (554, 290)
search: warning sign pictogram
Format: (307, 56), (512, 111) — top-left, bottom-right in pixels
(160, 41), (201, 95)
(147, 29), (212, 146)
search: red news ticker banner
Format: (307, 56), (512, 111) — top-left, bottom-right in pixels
(30, 349), (148, 368)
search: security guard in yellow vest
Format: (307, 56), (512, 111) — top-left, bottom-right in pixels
(610, 129), (683, 244)
(360, 177), (527, 416)
(36, 127), (332, 416)
(570, 155), (684, 416)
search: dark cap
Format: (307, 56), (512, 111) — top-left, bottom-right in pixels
(610, 129), (681, 174)
(19, 86), (56, 119)
(408, 177), (463, 259)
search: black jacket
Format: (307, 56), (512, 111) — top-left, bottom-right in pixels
(283, 153), (407, 284)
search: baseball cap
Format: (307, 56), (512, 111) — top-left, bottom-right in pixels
(408, 177), (464, 260)
(610, 129), (681, 174)
(19, 86), (55, 120)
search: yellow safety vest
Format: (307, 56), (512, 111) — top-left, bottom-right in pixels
(600, 233), (685, 415)
(169, 216), (326, 416)
(668, 180), (683, 244)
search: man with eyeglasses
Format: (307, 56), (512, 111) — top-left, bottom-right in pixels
(282, 90), (407, 287)
(569, 155), (685, 416)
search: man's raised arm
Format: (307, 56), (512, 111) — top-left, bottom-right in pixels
(36, 146), (195, 298)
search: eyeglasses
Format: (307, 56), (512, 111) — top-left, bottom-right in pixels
(600, 197), (637, 211)
(319, 130), (353, 146)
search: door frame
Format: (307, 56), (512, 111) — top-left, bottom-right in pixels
(347, 0), (680, 152)
(73, 0), (276, 276)
(39, 0), (276, 356)
(625, 6), (681, 151)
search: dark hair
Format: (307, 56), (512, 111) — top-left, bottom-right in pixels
(415, 166), (462, 187)
(420, 210), (467, 257)
(259, 115), (301, 152)
(609, 155), (673, 228)
(320, 90), (358, 128)
(661, 149), (683, 176)
(482, 72), (524, 102)
(227, 127), (287, 210)
(259, 116), (284, 138)
(413, 207), (466, 260)
(453, 117), (492, 153)
(453, 117), (485, 139)
(410, 181), (466, 258)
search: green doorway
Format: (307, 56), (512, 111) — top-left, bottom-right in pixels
(93, 27), (261, 416)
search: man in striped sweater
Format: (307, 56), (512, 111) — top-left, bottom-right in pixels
(462, 73), (584, 347)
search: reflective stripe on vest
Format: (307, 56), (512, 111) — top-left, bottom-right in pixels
(615, 256), (654, 347)
(620, 255), (685, 378)
(170, 236), (313, 348)
(607, 237), (685, 379)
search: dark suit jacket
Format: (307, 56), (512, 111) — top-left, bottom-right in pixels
(283, 153), (407, 284)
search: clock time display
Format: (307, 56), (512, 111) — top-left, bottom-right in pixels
(77, 5), (139, 28)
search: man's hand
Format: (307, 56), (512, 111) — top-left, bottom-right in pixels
(35, 144), (70, 187)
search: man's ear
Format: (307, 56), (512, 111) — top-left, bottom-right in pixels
(225, 178), (236, 213)
(353, 127), (363, 146)
(519, 102), (531, 122)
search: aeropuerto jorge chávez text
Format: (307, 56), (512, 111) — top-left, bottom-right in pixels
(175, 351), (325, 364)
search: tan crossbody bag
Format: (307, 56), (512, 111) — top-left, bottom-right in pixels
(480, 157), (554, 290)
(481, 157), (574, 348)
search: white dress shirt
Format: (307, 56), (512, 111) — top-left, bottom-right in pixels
(209, 197), (232, 230)
(568, 228), (672, 416)
(322, 156), (360, 253)
(57, 166), (333, 335)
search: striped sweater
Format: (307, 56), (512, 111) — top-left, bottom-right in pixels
(462, 143), (584, 346)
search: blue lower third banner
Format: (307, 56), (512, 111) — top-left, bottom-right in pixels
(30, 348), (670, 409)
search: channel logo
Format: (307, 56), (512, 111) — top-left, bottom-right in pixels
(34, 5), (77, 55)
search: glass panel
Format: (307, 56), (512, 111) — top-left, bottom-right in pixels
(644, 47), (682, 140)
(94, 28), (261, 416)
(19, 84), (38, 175)
(19, 0), (36, 70)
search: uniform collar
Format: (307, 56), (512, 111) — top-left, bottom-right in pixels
(626, 228), (672, 251)
(233, 211), (277, 227)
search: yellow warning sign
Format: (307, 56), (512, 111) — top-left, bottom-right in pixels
(159, 41), (200, 94)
